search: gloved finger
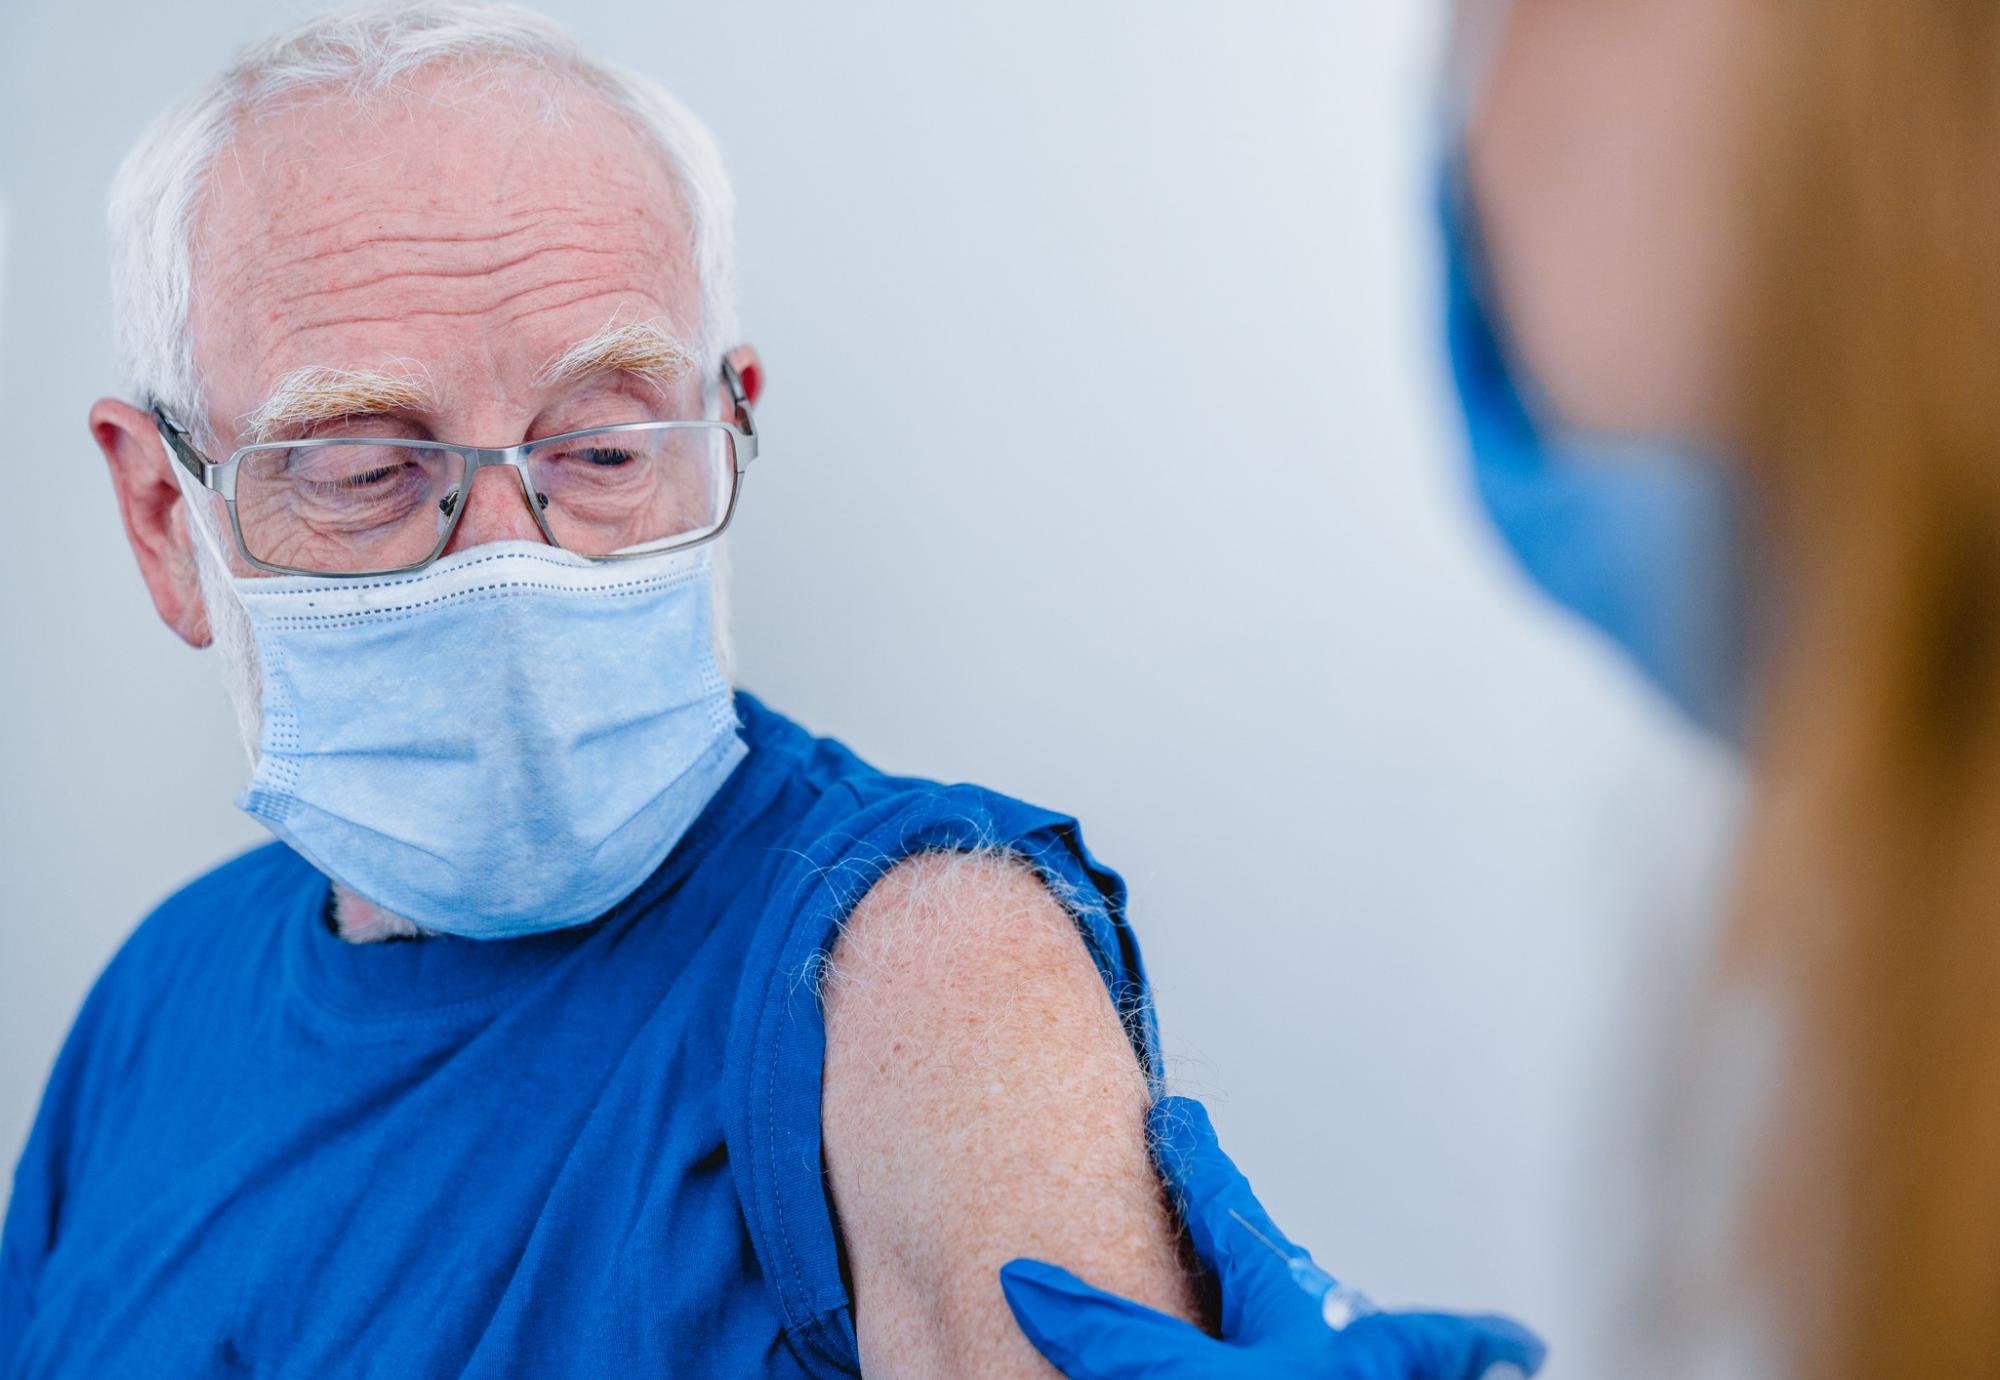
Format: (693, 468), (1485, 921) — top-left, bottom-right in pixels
(1340, 1310), (1549, 1380)
(1000, 1258), (1230, 1380)
(1147, 1095), (1316, 1325)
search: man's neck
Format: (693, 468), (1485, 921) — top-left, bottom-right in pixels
(330, 884), (427, 943)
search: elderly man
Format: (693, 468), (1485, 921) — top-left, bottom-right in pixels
(3, 6), (1546, 1379)
(0, 6), (1196, 1376)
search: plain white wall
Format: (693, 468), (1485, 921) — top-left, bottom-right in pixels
(0, 2), (1738, 1372)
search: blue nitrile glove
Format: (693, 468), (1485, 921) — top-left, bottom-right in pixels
(1001, 1096), (1547, 1380)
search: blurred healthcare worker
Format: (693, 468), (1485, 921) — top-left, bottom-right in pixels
(1007, 2), (2000, 1378)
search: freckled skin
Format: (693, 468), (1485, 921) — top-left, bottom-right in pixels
(824, 854), (1203, 1377)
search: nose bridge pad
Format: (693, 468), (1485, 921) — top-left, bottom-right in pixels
(436, 473), (463, 538)
(492, 452), (557, 544)
(502, 453), (554, 521)
(439, 451), (554, 548)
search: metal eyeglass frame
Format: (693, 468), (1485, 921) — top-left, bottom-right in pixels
(152, 358), (759, 578)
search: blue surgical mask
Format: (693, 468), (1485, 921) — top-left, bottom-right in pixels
(1440, 154), (1752, 740)
(188, 516), (745, 939)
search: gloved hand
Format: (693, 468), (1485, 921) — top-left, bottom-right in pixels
(1000, 1096), (1546, 1380)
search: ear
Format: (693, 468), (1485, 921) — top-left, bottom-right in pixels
(723, 344), (764, 408)
(91, 397), (214, 648)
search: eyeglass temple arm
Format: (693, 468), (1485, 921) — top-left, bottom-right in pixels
(720, 359), (758, 467)
(151, 405), (215, 487)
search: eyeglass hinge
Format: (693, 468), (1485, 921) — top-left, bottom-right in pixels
(150, 404), (216, 488)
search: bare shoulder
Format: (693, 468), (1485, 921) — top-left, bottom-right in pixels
(821, 850), (1199, 1378)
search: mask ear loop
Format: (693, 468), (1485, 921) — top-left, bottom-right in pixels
(174, 469), (241, 578)
(151, 411), (272, 769)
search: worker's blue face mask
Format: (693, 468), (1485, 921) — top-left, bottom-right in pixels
(185, 510), (745, 939)
(1440, 155), (1752, 740)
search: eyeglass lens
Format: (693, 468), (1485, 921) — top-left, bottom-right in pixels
(232, 425), (736, 574)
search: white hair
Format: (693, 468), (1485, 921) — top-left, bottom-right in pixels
(107, 0), (740, 438)
(115, 1), (743, 728)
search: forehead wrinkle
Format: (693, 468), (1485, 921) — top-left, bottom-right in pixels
(277, 204), (634, 250)
(273, 281), (651, 344)
(200, 135), (681, 299)
(274, 240), (638, 309)
(231, 131), (670, 261)
(191, 93), (700, 434)
(250, 200), (672, 284)
(222, 216), (682, 345)
(260, 186), (662, 252)
(502, 286), (666, 329)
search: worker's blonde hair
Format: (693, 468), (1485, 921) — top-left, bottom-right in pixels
(1730, 2), (2000, 1372)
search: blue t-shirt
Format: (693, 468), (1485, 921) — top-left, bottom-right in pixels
(1, 693), (1159, 1379)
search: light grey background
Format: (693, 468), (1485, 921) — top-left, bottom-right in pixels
(0, 2), (1737, 1371)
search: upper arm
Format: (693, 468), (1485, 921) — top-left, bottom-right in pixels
(820, 850), (1201, 1377)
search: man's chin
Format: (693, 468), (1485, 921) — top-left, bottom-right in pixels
(330, 884), (427, 943)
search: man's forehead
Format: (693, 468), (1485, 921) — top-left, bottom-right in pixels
(188, 71), (698, 428)
(220, 74), (676, 211)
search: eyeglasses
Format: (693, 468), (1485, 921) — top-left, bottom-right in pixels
(154, 360), (759, 577)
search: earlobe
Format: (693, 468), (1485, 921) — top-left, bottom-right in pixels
(723, 345), (764, 408)
(90, 397), (213, 648)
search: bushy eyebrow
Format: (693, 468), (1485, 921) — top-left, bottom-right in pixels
(534, 318), (698, 399)
(239, 363), (437, 442)
(235, 320), (697, 444)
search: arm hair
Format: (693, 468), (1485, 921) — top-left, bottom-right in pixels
(821, 850), (1201, 1377)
